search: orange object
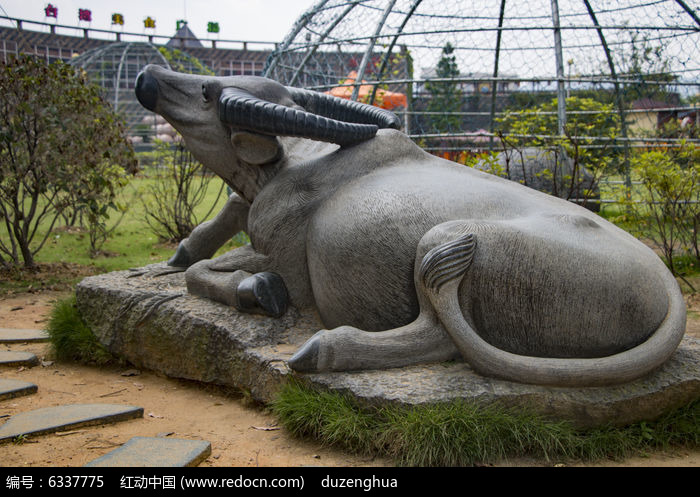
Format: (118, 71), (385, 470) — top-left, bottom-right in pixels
(326, 71), (407, 110)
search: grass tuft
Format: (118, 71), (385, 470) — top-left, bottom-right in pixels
(272, 379), (700, 466)
(46, 295), (116, 365)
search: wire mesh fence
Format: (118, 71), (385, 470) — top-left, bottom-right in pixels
(68, 42), (213, 151)
(264, 0), (700, 208)
(3, 2), (697, 205)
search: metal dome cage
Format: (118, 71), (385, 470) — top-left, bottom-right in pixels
(264, 0), (699, 194)
(69, 42), (212, 149)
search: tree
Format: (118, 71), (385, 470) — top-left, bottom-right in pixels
(0, 55), (136, 268)
(618, 32), (678, 104)
(425, 43), (463, 133)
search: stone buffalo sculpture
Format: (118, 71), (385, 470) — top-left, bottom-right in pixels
(135, 64), (686, 387)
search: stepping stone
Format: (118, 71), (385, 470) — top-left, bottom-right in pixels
(85, 437), (211, 467)
(0, 351), (39, 367)
(0, 379), (38, 401)
(0, 404), (143, 444)
(0, 328), (49, 343)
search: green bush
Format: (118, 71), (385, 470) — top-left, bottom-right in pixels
(495, 96), (620, 205)
(46, 295), (115, 365)
(615, 142), (700, 284)
(0, 55), (136, 268)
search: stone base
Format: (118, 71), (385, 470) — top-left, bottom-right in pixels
(76, 263), (700, 429)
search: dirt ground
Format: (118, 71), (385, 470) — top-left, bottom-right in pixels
(1, 289), (699, 467)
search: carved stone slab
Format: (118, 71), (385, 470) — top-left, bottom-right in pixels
(85, 437), (211, 467)
(0, 379), (38, 401)
(0, 351), (39, 368)
(76, 264), (700, 429)
(0, 328), (49, 343)
(0, 404), (143, 443)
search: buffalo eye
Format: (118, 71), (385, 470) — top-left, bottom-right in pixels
(202, 84), (211, 102)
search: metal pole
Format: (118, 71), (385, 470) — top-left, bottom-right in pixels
(551, 0), (566, 137)
(351, 0), (398, 101)
(489, 0), (507, 151)
(674, 0), (700, 27)
(582, 0), (632, 189)
(288, 1), (360, 87)
(263, 0), (332, 77)
(114, 43), (133, 112)
(369, 0), (424, 105)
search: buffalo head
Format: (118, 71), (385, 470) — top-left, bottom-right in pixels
(135, 65), (400, 201)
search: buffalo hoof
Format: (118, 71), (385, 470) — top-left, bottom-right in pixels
(167, 241), (191, 268)
(236, 272), (288, 318)
(288, 333), (321, 372)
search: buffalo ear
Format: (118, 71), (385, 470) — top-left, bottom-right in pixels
(231, 132), (281, 165)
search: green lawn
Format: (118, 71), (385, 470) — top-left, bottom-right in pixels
(0, 172), (240, 290)
(2, 168), (698, 291)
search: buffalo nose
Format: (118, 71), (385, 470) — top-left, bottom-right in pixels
(135, 70), (158, 111)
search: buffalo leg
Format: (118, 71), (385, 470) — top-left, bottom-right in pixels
(184, 245), (288, 317)
(169, 193), (250, 268)
(288, 220), (484, 372)
(288, 313), (459, 372)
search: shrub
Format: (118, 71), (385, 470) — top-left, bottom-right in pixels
(495, 96), (620, 207)
(616, 142), (700, 286)
(140, 140), (225, 243)
(0, 55), (136, 268)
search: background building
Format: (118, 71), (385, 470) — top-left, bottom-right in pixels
(0, 18), (272, 147)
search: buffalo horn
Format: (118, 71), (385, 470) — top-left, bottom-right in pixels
(219, 87), (381, 146)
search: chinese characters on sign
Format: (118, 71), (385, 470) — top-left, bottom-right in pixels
(37, 10), (220, 37)
(36, 9), (223, 39)
(44, 4), (58, 18)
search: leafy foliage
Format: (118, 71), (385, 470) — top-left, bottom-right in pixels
(497, 96), (620, 163)
(615, 143), (700, 287)
(495, 96), (620, 206)
(0, 55), (136, 268)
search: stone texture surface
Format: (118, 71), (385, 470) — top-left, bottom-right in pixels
(76, 265), (319, 405)
(0, 404), (144, 443)
(76, 265), (700, 428)
(0, 351), (39, 367)
(0, 379), (38, 401)
(0, 328), (49, 343)
(85, 437), (211, 467)
(132, 66), (681, 382)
